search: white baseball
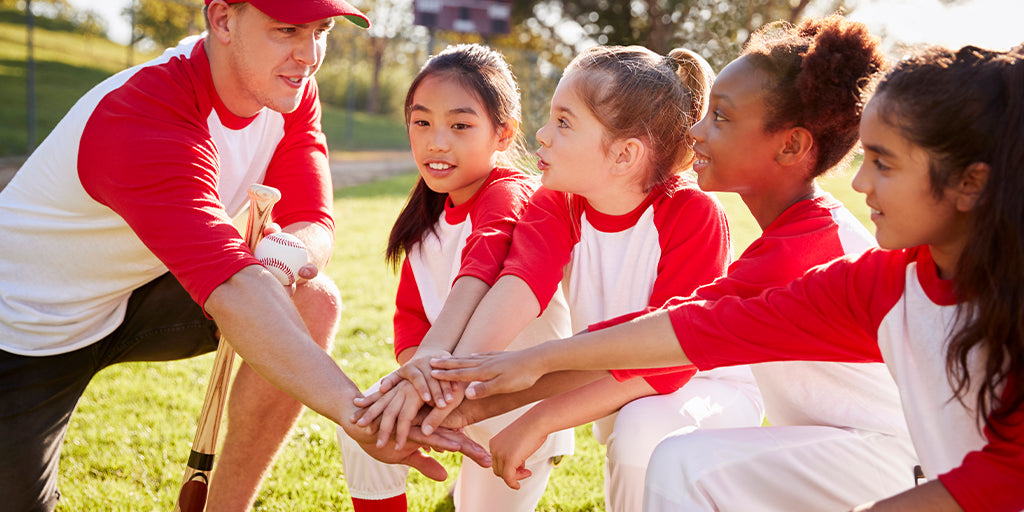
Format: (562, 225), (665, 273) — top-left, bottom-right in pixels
(254, 232), (308, 286)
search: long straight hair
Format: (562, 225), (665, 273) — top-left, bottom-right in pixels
(385, 44), (525, 269)
(874, 45), (1024, 434)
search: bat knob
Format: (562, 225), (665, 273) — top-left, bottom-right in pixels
(176, 478), (209, 512)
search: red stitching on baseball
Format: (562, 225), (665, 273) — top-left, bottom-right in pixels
(267, 234), (305, 249)
(260, 258), (295, 284)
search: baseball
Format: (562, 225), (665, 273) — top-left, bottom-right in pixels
(254, 232), (308, 286)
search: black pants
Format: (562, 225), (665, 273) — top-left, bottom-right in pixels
(0, 273), (219, 511)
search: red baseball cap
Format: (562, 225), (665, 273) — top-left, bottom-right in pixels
(206, 0), (370, 28)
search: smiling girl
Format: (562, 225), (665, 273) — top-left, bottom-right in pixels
(434, 44), (1024, 511)
(335, 44), (574, 512)
(406, 45), (766, 511)
(435, 16), (917, 510)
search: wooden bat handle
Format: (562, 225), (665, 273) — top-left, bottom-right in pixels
(174, 184), (281, 512)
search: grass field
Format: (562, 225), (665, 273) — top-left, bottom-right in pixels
(52, 168), (872, 511)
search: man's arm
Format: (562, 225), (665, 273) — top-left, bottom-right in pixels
(206, 262), (490, 474)
(206, 265), (357, 424)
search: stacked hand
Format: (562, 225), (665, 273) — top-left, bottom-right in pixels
(353, 347), (490, 461)
(340, 411), (491, 481)
(428, 349), (556, 489)
(429, 349), (545, 399)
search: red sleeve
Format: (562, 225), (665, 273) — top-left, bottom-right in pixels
(938, 382), (1024, 512)
(499, 187), (580, 311)
(393, 258), (431, 359)
(608, 204), (859, 385)
(670, 248), (908, 370)
(263, 78), (335, 238)
(629, 182), (730, 392)
(456, 170), (536, 286)
(647, 182), (731, 307)
(78, 61), (255, 310)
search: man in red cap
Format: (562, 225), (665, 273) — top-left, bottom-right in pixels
(0, 2), (488, 511)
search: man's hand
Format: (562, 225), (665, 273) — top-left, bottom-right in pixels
(430, 349), (545, 399)
(263, 223), (319, 284)
(340, 419), (491, 481)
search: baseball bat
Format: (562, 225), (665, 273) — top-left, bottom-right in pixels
(174, 184), (282, 512)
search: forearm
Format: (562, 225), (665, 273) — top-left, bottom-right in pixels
(418, 276), (491, 353)
(520, 375), (657, 435)
(463, 370), (606, 421)
(206, 265), (359, 425)
(531, 309), (689, 374)
(851, 481), (962, 511)
(532, 372), (659, 432)
(454, 275), (541, 356)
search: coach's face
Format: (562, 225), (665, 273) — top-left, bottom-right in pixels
(210, 1), (333, 117)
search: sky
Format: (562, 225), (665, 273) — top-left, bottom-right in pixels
(65, 0), (1022, 53)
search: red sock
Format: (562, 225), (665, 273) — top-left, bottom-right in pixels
(351, 494), (407, 512)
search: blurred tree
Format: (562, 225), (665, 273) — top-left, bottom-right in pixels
(128, 0), (203, 50)
(5, 0), (106, 37)
(507, 0), (849, 70)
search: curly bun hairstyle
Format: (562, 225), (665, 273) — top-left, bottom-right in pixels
(743, 14), (888, 177)
(564, 45), (714, 190)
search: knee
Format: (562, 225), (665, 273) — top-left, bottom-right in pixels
(605, 402), (679, 468)
(294, 274), (342, 349)
(647, 433), (704, 483)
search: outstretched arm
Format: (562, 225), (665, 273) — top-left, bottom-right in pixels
(389, 276), (491, 405)
(206, 268), (488, 478)
(411, 275), (543, 430)
(454, 275), (542, 356)
(418, 369), (607, 435)
(431, 309), (686, 398)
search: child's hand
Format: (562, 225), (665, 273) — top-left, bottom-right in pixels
(352, 380), (425, 449)
(489, 415), (547, 489)
(396, 347), (455, 407)
(431, 350), (543, 399)
(418, 381), (467, 436)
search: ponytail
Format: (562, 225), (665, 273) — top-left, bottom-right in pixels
(564, 45), (711, 190)
(385, 179), (446, 269)
(667, 48), (715, 121)
(666, 48), (715, 168)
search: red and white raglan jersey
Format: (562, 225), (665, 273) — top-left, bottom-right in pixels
(607, 194), (909, 436)
(0, 36), (333, 356)
(671, 246), (1024, 511)
(392, 168), (572, 358)
(500, 174), (731, 393)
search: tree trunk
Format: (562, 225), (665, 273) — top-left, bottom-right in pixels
(368, 36), (386, 114)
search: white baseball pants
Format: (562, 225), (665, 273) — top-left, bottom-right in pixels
(643, 424), (919, 511)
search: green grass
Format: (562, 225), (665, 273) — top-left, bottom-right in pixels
(0, 11), (409, 158)
(0, 14), (140, 156)
(54, 169), (871, 511)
